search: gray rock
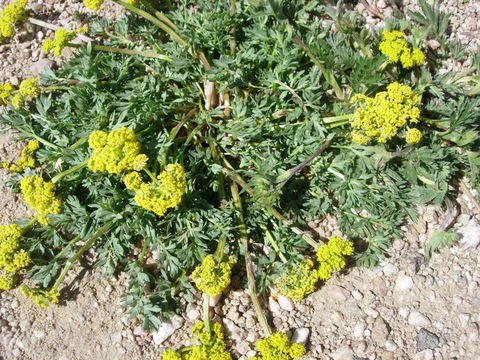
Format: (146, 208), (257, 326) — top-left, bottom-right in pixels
(209, 294), (221, 307)
(291, 327), (310, 345)
(413, 349), (434, 360)
(330, 345), (354, 360)
(417, 328), (440, 351)
(186, 309), (201, 321)
(351, 289), (363, 300)
(236, 340), (251, 355)
(133, 326), (148, 336)
(408, 312), (431, 327)
(111, 332), (122, 343)
(458, 226), (480, 249)
(385, 339), (398, 352)
(29, 59), (54, 76)
(353, 322), (366, 338)
(382, 263), (398, 276)
(371, 317), (390, 346)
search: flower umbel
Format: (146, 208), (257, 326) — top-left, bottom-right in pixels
(0, 224), (30, 290)
(350, 82), (421, 144)
(0, 0), (28, 38)
(42, 28), (76, 56)
(379, 30), (425, 68)
(405, 127), (423, 144)
(192, 255), (235, 296)
(275, 259), (319, 301)
(4, 139), (39, 173)
(130, 163), (186, 217)
(83, 0), (106, 10)
(20, 175), (62, 225)
(249, 332), (306, 360)
(316, 237), (354, 280)
(88, 127), (148, 174)
(19, 284), (60, 308)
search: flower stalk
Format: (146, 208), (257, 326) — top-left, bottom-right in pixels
(51, 159), (88, 184)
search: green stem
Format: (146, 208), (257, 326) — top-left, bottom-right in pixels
(69, 137), (88, 150)
(42, 85), (72, 92)
(67, 43), (171, 60)
(20, 217), (38, 235)
(140, 0), (178, 30)
(52, 234), (82, 261)
(20, 130), (60, 150)
(51, 221), (116, 291)
(230, 181), (272, 338)
(51, 159), (88, 184)
(143, 167), (158, 182)
(262, 226), (288, 263)
(322, 113), (354, 124)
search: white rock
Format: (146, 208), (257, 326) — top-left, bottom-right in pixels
(364, 307), (379, 318)
(33, 330), (45, 340)
(222, 319), (241, 336)
(351, 289), (363, 300)
(209, 294), (221, 307)
(353, 323), (366, 338)
(111, 332), (122, 343)
(328, 285), (351, 301)
(398, 306), (410, 318)
(459, 313), (470, 328)
(151, 315), (184, 345)
(382, 263), (398, 276)
(187, 309), (201, 321)
(268, 297), (281, 313)
(413, 349), (434, 360)
(408, 312), (431, 327)
(29, 59), (54, 76)
(458, 226), (480, 249)
(277, 295), (294, 311)
(395, 276), (414, 291)
(385, 339), (397, 351)
(133, 326), (148, 336)
(330, 345), (354, 360)
(291, 328), (310, 345)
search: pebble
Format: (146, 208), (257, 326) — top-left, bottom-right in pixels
(371, 317), (390, 346)
(268, 297), (281, 313)
(291, 327), (310, 345)
(277, 295), (294, 311)
(111, 332), (122, 344)
(209, 294), (221, 307)
(29, 58), (54, 76)
(351, 289), (363, 300)
(236, 340), (250, 355)
(330, 345), (354, 360)
(398, 306), (410, 318)
(382, 263), (398, 276)
(385, 339), (397, 352)
(151, 315), (184, 345)
(353, 322), (366, 338)
(186, 309), (201, 321)
(327, 285), (351, 301)
(395, 275), (414, 291)
(417, 328), (440, 351)
(133, 326), (148, 336)
(413, 349), (434, 360)
(408, 312), (432, 327)
(458, 226), (480, 249)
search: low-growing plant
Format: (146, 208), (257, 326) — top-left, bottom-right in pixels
(0, 0), (479, 356)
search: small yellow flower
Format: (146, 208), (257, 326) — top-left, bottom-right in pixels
(379, 30), (425, 68)
(255, 332), (305, 359)
(0, 273), (16, 290)
(83, 0), (105, 10)
(20, 175), (62, 223)
(0, 83), (14, 105)
(0, 0), (28, 39)
(192, 255), (235, 296)
(6, 140), (40, 173)
(316, 237), (354, 280)
(10, 93), (23, 108)
(19, 78), (40, 97)
(275, 259), (319, 301)
(19, 285), (60, 308)
(405, 128), (422, 144)
(42, 28), (76, 56)
(75, 26), (89, 34)
(123, 171), (144, 191)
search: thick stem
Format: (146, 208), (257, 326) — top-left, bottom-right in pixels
(229, 0), (237, 57)
(51, 221), (115, 291)
(230, 181), (272, 338)
(262, 226), (288, 263)
(140, 0), (178, 31)
(51, 159), (88, 184)
(202, 293), (211, 333)
(92, 44), (171, 60)
(322, 113), (354, 124)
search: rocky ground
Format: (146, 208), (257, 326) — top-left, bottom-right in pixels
(1, 1), (480, 360)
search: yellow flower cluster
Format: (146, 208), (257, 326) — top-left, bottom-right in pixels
(350, 82), (421, 144)
(275, 259), (319, 301)
(316, 237), (354, 280)
(20, 175), (62, 225)
(405, 127), (422, 144)
(42, 28), (76, 56)
(0, 78), (40, 108)
(124, 163), (186, 217)
(162, 322), (232, 360)
(0, 0), (28, 38)
(88, 127), (148, 174)
(192, 255), (235, 296)
(1, 139), (39, 173)
(0, 224), (30, 290)
(19, 284), (60, 308)
(379, 30), (426, 68)
(249, 332), (306, 360)
(83, 0), (105, 10)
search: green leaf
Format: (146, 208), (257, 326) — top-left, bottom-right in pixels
(424, 230), (460, 263)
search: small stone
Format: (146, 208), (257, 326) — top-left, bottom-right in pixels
(373, 277), (389, 296)
(381, 350), (395, 360)
(408, 312), (431, 327)
(385, 339), (397, 352)
(372, 317), (390, 346)
(151, 315), (184, 345)
(351, 340), (366, 356)
(459, 313), (470, 328)
(10, 300), (19, 309)
(291, 328), (310, 345)
(277, 295), (294, 311)
(377, 0), (387, 9)
(111, 332), (122, 344)
(398, 306), (410, 318)
(246, 350), (257, 357)
(351, 289), (363, 300)
(417, 328), (440, 351)
(328, 285), (351, 301)
(364, 307), (379, 318)
(187, 309), (201, 321)
(395, 275), (414, 291)
(133, 326), (148, 336)
(268, 297), (281, 313)
(426, 39), (441, 51)
(33, 330), (45, 340)
(467, 323), (479, 342)
(209, 294), (221, 307)
(413, 349), (434, 360)
(330, 345), (353, 360)
(458, 226), (480, 249)
(236, 341), (250, 355)
(382, 263), (398, 276)
(457, 214), (471, 226)
(29, 59), (54, 76)
(222, 319), (241, 336)
(353, 322), (366, 338)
